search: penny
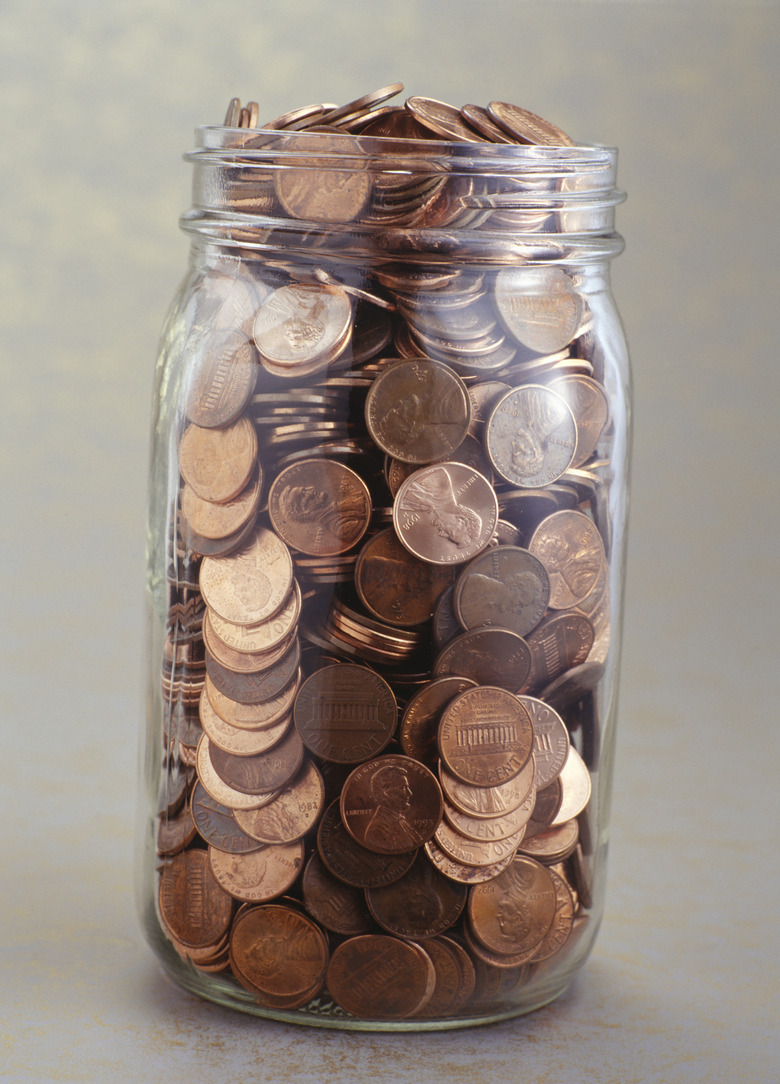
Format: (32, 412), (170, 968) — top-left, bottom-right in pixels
(252, 282), (352, 373)
(185, 331), (258, 429)
(529, 866), (575, 963)
(190, 781), (267, 853)
(399, 676), (478, 767)
(485, 383), (578, 489)
(549, 374), (610, 467)
(180, 467), (262, 540)
(550, 747), (591, 825)
(494, 266), (582, 356)
(517, 819), (579, 865)
(293, 663), (396, 763)
(196, 735), (279, 810)
(316, 799), (417, 889)
(178, 416), (258, 503)
(414, 935), (474, 1018)
(365, 852), (467, 940)
(443, 785), (535, 843)
(453, 545), (550, 638)
(233, 758), (324, 844)
(158, 849), (234, 950)
(209, 840), (304, 902)
(438, 685), (533, 787)
(179, 510), (258, 559)
(326, 934), (435, 1019)
(423, 838), (517, 885)
(317, 83), (405, 127)
(208, 725), (305, 796)
(405, 96), (487, 143)
(432, 583), (462, 648)
(207, 582), (302, 656)
(528, 510), (607, 610)
(487, 101), (574, 147)
(156, 804), (197, 857)
(467, 856), (557, 957)
(203, 613), (296, 674)
(268, 459), (371, 556)
(439, 756), (535, 820)
(433, 627), (532, 691)
(433, 816), (526, 868)
(273, 133), (372, 224)
(517, 695), (571, 790)
(229, 904), (329, 999)
(393, 462), (498, 566)
(355, 527), (455, 627)
(205, 638), (301, 704)
(340, 755), (443, 855)
(200, 526), (294, 626)
(521, 613), (595, 691)
(200, 691), (291, 756)
(365, 358), (471, 464)
(462, 919), (537, 971)
(204, 671), (300, 730)
(301, 852), (374, 936)
(460, 103), (516, 144)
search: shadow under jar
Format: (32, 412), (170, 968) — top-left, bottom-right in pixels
(138, 115), (630, 1031)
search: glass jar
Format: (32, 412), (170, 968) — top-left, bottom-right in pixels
(138, 118), (630, 1031)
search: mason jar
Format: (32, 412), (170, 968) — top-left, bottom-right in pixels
(137, 99), (630, 1030)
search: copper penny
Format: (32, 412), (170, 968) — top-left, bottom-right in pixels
(326, 934), (435, 1019)
(158, 848), (234, 950)
(273, 133), (372, 224)
(178, 416), (258, 503)
(293, 663), (396, 764)
(204, 671), (300, 730)
(233, 758), (325, 844)
(180, 467), (262, 541)
(205, 638), (301, 704)
(517, 695), (571, 791)
(443, 786), (535, 843)
(355, 527), (455, 627)
(190, 781), (266, 853)
(365, 358), (471, 465)
(268, 458), (371, 556)
(487, 101), (574, 146)
(468, 855), (557, 957)
(209, 840), (304, 903)
(521, 613), (595, 691)
(550, 747), (591, 825)
(229, 903), (328, 998)
(528, 510), (607, 610)
(200, 526), (294, 626)
(439, 756), (535, 820)
(549, 374), (610, 468)
(517, 819), (579, 865)
(195, 735), (280, 811)
(393, 461), (498, 566)
(206, 582), (302, 655)
(423, 837), (517, 885)
(340, 755), (443, 855)
(438, 685), (533, 787)
(208, 725), (304, 796)
(453, 545), (550, 637)
(203, 612), (296, 674)
(156, 804), (197, 857)
(316, 799), (417, 889)
(185, 331), (258, 429)
(485, 383), (578, 489)
(301, 852), (374, 936)
(365, 852), (467, 940)
(404, 96), (487, 142)
(200, 690), (291, 756)
(433, 627), (532, 691)
(399, 676), (477, 767)
(252, 282), (352, 372)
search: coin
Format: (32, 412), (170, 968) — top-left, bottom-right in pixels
(433, 627), (532, 691)
(180, 466), (262, 540)
(438, 685), (533, 788)
(209, 840), (304, 902)
(190, 781), (267, 853)
(185, 331), (258, 429)
(443, 785), (535, 843)
(528, 510), (607, 610)
(485, 384), (578, 489)
(301, 852), (374, 936)
(204, 671), (300, 730)
(316, 799), (417, 889)
(439, 756), (535, 820)
(268, 459), (371, 556)
(487, 101), (574, 146)
(405, 96), (487, 143)
(517, 695), (571, 790)
(340, 755), (443, 855)
(293, 663), (396, 763)
(158, 848), (234, 950)
(326, 934), (435, 1019)
(365, 358), (471, 464)
(549, 374), (610, 467)
(522, 613), (595, 691)
(516, 819), (579, 865)
(433, 816), (526, 868)
(252, 282), (352, 374)
(233, 758), (325, 844)
(273, 133), (372, 224)
(423, 837), (517, 885)
(200, 526), (294, 626)
(205, 638), (301, 704)
(178, 416), (258, 502)
(365, 852), (467, 939)
(467, 855), (557, 957)
(399, 676), (478, 766)
(393, 462), (498, 566)
(208, 725), (304, 796)
(229, 903), (329, 999)
(414, 935), (476, 1017)
(204, 582), (301, 656)
(355, 527), (455, 626)
(453, 545), (550, 637)
(550, 746), (591, 825)
(200, 692), (291, 757)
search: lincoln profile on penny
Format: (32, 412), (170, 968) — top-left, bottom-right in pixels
(401, 466), (482, 550)
(360, 762), (421, 853)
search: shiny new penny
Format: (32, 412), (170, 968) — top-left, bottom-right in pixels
(485, 383), (577, 489)
(528, 510), (606, 610)
(433, 627), (532, 691)
(340, 755), (443, 855)
(316, 799), (417, 889)
(440, 755), (535, 819)
(268, 459), (371, 556)
(301, 852), (374, 936)
(273, 133), (372, 224)
(178, 416), (258, 502)
(443, 785), (535, 843)
(209, 840), (304, 902)
(207, 582), (302, 656)
(190, 781), (267, 853)
(433, 816), (526, 868)
(468, 855), (557, 957)
(180, 467), (261, 540)
(326, 934), (435, 1019)
(185, 331), (258, 429)
(252, 282), (351, 370)
(204, 671), (299, 730)
(399, 676), (478, 767)
(405, 96), (488, 142)
(393, 462), (498, 565)
(365, 358), (471, 464)
(453, 545), (550, 637)
(200, 526), (294, 626)
(355, 527), (455, 627)
(517, 695), (571, 790)
(158, 849), (234, 950)
(487, 101), (574, 146)
(208, 725), (305, 796)
(438, 685), (534, 787)
(365, 852), (467, 940)
(293, 663), (396, 763)
(229, 904), (329, 998)
(234, 758), (324, 844)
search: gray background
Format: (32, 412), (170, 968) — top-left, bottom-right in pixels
(2, 2), (778, 1082)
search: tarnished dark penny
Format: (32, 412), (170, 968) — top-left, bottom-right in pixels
(365, 358), (471, 464)
(156, 804), (197, 857)
(185, 331), (258, 429)
(365, 851), (467, 940)
(355, 527), (455, 627)
(438, 685), (533, 787)
(316, 799), (417, 888)
(190, 781), (266, 853)
(517, 695), (570, 791)
(158, 848), (234, 950)
(229, 903), (329, 999)
(293, 663), (396, 763)
(233, 758), (324, 844)
(326, 934), (435, 1019)
(527, 778), (564, 833)
(528, 510), (607, 610)
(399, 676), (477, 767)
(521, 613), (595, 691)
(196, 735), (280, 810)
(268, 459), (371, 556)
(209, 840), (304, 902)
(205, 639), (301, 704)
(468, 855), (557, 957)
(440, 756), (535, 820)
(208, 725), (305, 796)
(301, 852), (374, 936)
(453, 545), (550, 637)
(340, 755), (443, 855)
(204, 671), (300, 730)
(179, 416), (258, 503)
(434, 628), (532, 692)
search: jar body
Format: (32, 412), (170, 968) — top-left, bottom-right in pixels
(138, 128), (630, 1029)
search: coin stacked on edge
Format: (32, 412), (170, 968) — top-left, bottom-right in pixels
(156, 84), (612, 1021)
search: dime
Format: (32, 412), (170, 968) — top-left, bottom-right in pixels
(301, 852), (374, 936)
(229, 904), (329, 999)
(517, 695), (571, 791)
(393, 462), (498, 566)
(528, 510), (607, 610)
(467, 856), (557, 957)
(485, 384), (577, 489)
(433, 627), (532, 691)
(185, 331), (258, 429)
(158, 849), (234, 950)
(316, 799), (417, 889)
(233, 758), (325, 844)
(340, 755), (443, 855)
(355, 527), (455, 626)
(209, 841), (304, 903)
(438, 685), (533, 787)
(326, 934), (435, 1019)
(200, 526), (294, 626)
(487, 101), (574, 146)
(252, 282), (352, 374)
(268, 459), (371, 556)
(365, 852), (467, 939)
(453, 545), (550, 638)
(365, 358), (471, 464)
(178, 416), (258, 502)
(293, 663), (396, 763)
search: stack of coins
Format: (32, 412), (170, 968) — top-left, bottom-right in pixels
(155, 85), (614, 1022)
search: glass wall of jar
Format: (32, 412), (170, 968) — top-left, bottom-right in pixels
(137, 118), (630, 1031)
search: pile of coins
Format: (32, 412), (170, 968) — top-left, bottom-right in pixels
(154, 85), (616, 1022)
